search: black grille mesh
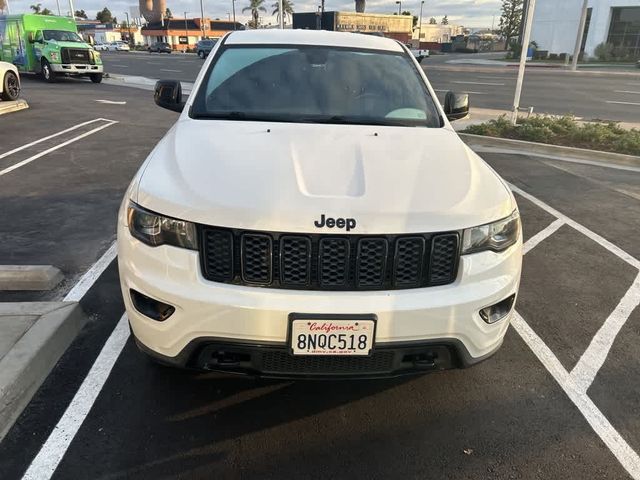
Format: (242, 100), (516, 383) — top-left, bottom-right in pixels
(261, 350), (395, 374)
(200, 227), (459, 291)
(61, 48), (91, 64)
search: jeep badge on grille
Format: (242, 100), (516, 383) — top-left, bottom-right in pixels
(314, 214), (356, 231)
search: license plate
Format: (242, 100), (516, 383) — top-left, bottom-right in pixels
(290, 316), (375, 356)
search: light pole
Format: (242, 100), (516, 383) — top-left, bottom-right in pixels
(278, 0), (283, 28)
(55, 0), (61, 15)
(232, 0), (236, 30)
(227, 12), (230, 20)
(184, 12), (189, 53)
(395, 1), (401, 15)
(571, 0), (589, 71)
(511, 0), (536, 125)
(418, 0), (424, 43)
(68, 0), (74, 18)
(200, 0), (205, 39)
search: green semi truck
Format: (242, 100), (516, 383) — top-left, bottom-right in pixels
(0, 14), (103, 83)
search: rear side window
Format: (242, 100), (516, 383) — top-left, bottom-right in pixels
(191, 44), (441, 127)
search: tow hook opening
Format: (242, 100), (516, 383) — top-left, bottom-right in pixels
(130, 289), (175, 322)
(479, 294), (516, 324)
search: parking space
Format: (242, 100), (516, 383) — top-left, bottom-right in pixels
(0, 79), (639, 479)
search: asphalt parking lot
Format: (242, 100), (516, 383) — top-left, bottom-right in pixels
(0, 78), (639, 479)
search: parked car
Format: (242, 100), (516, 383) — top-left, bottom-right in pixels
(406, 44), (430, 63)
(107, 42), (130, 51)
(148, 42), (172, 54)
(0, 61), (20, 101)
(120, 30), (522, 378)
(93, 43), (109, 51)
(196, 38), (218, 58)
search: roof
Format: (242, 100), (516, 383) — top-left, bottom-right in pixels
(225, 29), (404, 52)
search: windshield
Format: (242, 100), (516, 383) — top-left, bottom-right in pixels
(43, 30), (83, 42)
(191, 45), (442, 127)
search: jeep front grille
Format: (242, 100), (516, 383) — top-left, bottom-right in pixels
(199, 226), (460, 291)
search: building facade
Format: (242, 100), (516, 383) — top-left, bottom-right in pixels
(411, 24), (465, 43)
(531, 0), (640, 58)
(293, 12), (413, 43)
(141, 18), (243, 50)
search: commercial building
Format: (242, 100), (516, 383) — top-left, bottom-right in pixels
(411, 24), (465, 43)
(531, 0), (640, 58)
(76, 20), (144, 45)
(293, 12), (413, 43)
(141, 18), (244, 50)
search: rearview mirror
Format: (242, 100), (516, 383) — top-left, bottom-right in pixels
(444, 91), (469, 121)
(154, 80), (185, 113)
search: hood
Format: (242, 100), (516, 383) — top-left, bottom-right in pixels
(137, 120), (514, 234)
(47, 40), (91, 49)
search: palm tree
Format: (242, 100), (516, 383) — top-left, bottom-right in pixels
(272, 0), (294, 25)
(30, 3), (42, 13)
(243, 0), (266, 29)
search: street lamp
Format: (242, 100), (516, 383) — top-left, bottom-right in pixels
(184, 12), (189, 53)
(418, 0), (424, 43)
(395, 0), (401, 15)
(200, 0), (205, 39)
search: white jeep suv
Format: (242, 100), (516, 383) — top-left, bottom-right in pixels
(118, 30), (522, 378)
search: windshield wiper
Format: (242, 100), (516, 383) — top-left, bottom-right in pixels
(303, 115), (412, 126)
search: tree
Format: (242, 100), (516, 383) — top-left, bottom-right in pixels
(41, 7), (52, 14)
(165, 8), (173, 19)
(75, 9), (88, 18)
(498, 0), (523, 47)
(96, 7), (114, 24)
(30, 3), (42, 13)
(243, 0), (266, 29)
(272, 0), (294, 25)
(441, 15), (448, 25)
(429, 17), (437, 24)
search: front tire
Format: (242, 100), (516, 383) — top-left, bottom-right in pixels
(41, 59), (56, 83)
(1, 71), (20, 101)
(90, 73), (103, 84)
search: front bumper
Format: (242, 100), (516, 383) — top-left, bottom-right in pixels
(118, 217), (522, 376)
(51, 63), (103, 74)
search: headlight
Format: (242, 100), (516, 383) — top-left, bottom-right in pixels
(462, 210), (520, 255)
(50, 52), (59, 61)
(127, 202), (197, 250)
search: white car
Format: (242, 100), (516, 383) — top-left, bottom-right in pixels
(107, 42), (130, 51)
(94, 43), (109, 51)
(407, 44), (430, 63)
(118, 30), (522, 378)
(0, 61), (20, 101)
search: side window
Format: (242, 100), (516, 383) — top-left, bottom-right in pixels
(35, 31), (43, 43)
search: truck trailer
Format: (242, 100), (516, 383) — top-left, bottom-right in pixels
(0, 14), (103, 83)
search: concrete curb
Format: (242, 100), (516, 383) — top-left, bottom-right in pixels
(104, 73), (193, 93)
(0, 99), (29, 116)
(459, 133), (640, 170)
(0, 302), (87, 441)
(0, 265), (63, 291)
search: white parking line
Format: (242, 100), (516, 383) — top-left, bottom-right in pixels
(606, 100), (640, 106)
(63, 242), (117, 302)
(110, 64), (129, 68)
(522, 218), (564, 254)
(0, 120), (118, 177)
(571, 274), (640, 393)
(21, 314), (130, 480)
(511, 312), (640, 479)
(614, 90), (640, 95)
(0, 118), (109, 160)
(160, 69), (182, 72)
(452, 81), (505, 86)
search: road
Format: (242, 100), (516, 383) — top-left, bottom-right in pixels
(0, 79), (639, 479)
(100, 51), (640, 123)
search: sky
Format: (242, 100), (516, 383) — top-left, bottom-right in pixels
(5, 0), (502, 28)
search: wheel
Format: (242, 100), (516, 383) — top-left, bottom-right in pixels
(198, 50), (204, 59)
(90, 73), (103, 84)
(41, 59), (56, 83)
(1, 71), (20, 101)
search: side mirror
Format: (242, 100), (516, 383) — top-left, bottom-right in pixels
(28, 32), (35, 44)
(444, 91), (469, 121)
(154, 80), (185, 113)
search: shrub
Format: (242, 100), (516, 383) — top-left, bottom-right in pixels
(463, 115), (640, 156)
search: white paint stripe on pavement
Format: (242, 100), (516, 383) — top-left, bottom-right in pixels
(509, 183), (640, 270)
(95, 100), (127, 105)
(570, 273), (640, 393)
(606, 100), (640, 106)
(0, 121), (118, 177)
(511, 311), (640, 480)
(63, 242), (117, 302)
(110, 64), (129, 68)
(452, 81), (505, 86)
(0, 118), (108, 160)
(522, 218), (564, 254)
(160, 69), (182, 72)
(614, 90), (640, 95)
(21, 314), (131, 480)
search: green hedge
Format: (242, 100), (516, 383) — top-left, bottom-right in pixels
(463, 115), (640, 156)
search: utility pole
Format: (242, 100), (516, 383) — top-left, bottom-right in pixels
(184, 12), (189, 52)
(125, 11), (132, 45)
(278, 0), (284, 28)
(511, 0), (536, 125)
(418, 0), (424, 43)
(232, 0), (236, 30)
(200, 0), (205, 39)
(68, 0), (74, 18)
(55, 0), (61, 16)
(571, 0), (589, 71)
